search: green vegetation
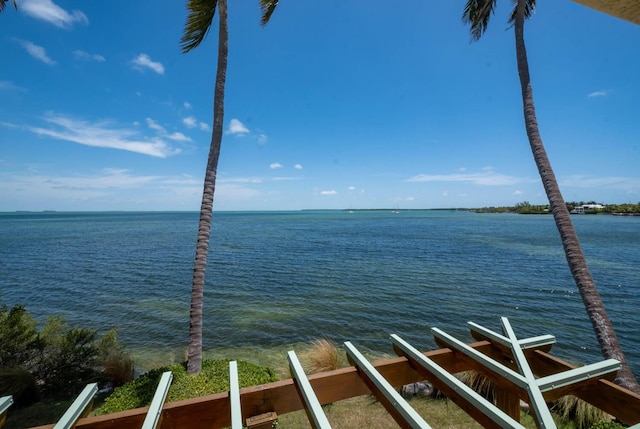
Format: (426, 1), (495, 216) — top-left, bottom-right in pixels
(98, 359), (278, 414)
(588, 421), (627, 429)
(0, 301), (133, 406)
(473, 201), (640, 215)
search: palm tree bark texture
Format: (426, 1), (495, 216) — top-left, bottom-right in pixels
(181, 0), (279, 375)
(181, 0), (228, 375)
(463, 0), (639, 393)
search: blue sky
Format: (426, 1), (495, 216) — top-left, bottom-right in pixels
(1, 1), (638, 211)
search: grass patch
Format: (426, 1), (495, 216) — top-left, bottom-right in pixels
(276, 395), (576, 429)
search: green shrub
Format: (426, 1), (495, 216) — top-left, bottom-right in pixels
(588, 421), (626, 429)
(35, 318), (100, 398)
(0, 303), (41, 368)
(98, 359), (278, 415)
(0, 300), (133, 402)
(0, 367), (39, 407)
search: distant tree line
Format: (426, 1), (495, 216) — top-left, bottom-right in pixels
(473, 201), (640, 215)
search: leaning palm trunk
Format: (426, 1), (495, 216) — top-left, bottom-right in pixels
(512, 0), (639, 393)
(187, 0), (228, 375)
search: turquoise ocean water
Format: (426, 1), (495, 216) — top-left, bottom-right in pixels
(1, 210), (638, 374)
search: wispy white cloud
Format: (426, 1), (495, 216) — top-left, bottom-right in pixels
(183, 102), (192, 110)
(270, 163), (283, 169)
(21, 0), (88, 28)
(294, 164), (303, 170)
(131, 54), (164, 75)
(0, 169), (206, 211)
(320, 190), (337, 195)
(181, 116), (210, 132)
(587, 90), (608, 98)
(226, 118), (249, 135)
(16, 40), (56, 65)
(21, 113), (180, 158)
(561, 174), (640, 190)
(0, 81), (26, 91)
(220, 177), (263, 184)
(168, 132), (190, 142)
(272, 177), (302, 181)
(146, 118), (191, 142)
(146, 118), (164, 132)
(347, 186), (356, 191)
(73, 50), (105, 62)
(257, 133), (268, 144)
(406, 169), (523, 186)
(182, 116), (197, 128)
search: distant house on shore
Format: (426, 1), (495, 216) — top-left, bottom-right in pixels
(570, 204), (605, 214)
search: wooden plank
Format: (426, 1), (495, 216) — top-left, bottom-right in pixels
(391, 334), (524, 429)
(495, 387), (520, 422)
(287, 351), (332, 429)
(229, 362), (242, 429)
(141, 371), (173, 429)
(345, 341), (431, 429)
(54, 384), (98, 429)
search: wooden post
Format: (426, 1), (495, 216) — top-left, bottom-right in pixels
(494, 387), (521, 422)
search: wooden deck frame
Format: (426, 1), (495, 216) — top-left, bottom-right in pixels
(29, 328), (640, 429)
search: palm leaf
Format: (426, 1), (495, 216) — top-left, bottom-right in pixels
(1, 0), (18, 12)
(508, 0), (536, 24)
(259, 0), (279, 26)
(181, 0), (218, 53)
(462, 0), (497, 41)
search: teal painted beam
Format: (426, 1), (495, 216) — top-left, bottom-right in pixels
(0, 396), (12, 415)
(287, 351), (332, 429)
(141, 371), (173, 429)
(391, 334), (525, 429)
(53, 383), (98, 429)
(229, 361), (243, 429)
(345, 341), (432, 429)
(468, 322), (555, 350)
(501, 317), (557, 429)
(537, 359), (620, 392)
(431, 327), (529, 389)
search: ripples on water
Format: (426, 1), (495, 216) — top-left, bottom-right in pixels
(1, 210), (638, 373)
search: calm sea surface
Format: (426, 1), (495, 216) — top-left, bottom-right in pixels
(1, 210), (639, 374)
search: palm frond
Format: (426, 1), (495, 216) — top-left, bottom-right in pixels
(181, 0), (218, 53)
(462, 0), (497, 41)
(0, 0), (17, 12)
(259, 0), (279, 26)
(509, 0), (536, 24)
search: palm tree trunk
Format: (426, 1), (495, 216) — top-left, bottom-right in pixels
(513, 0), (639, 393)
(187, 0), (228, 375)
